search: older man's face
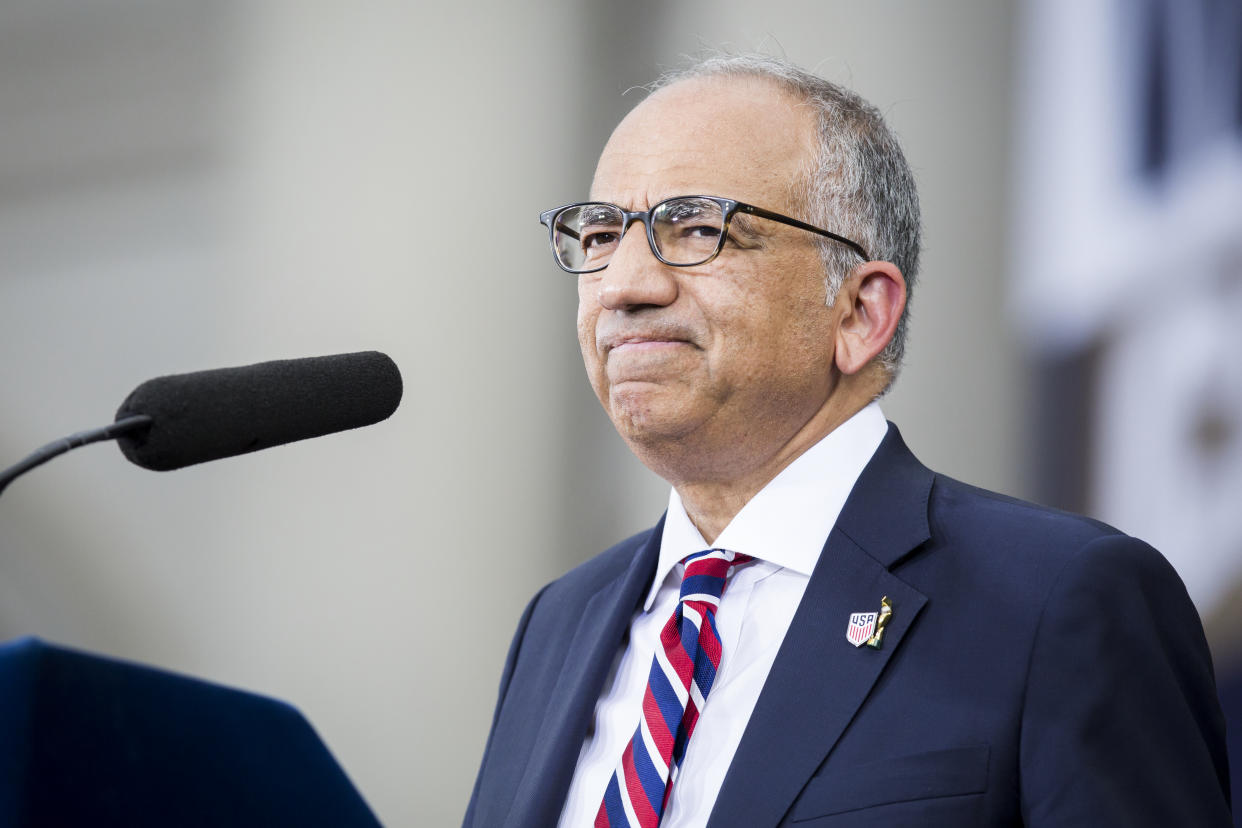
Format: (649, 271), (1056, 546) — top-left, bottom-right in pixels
(578, 76), (843, 481)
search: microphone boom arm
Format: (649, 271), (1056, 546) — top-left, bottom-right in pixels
(0, 415), (152, 497)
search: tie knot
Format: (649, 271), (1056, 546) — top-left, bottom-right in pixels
(679, 549), (752, 602)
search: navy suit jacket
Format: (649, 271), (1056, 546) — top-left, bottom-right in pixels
(465, 425), (1231, 826)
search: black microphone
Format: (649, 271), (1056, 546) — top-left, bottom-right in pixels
(114, 351), (403, 471)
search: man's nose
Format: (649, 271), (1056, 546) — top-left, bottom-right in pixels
(597, 223), (678, 311)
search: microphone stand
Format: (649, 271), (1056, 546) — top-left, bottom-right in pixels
(0, 415), (152, 497)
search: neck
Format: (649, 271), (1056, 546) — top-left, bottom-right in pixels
(673, 390), (874, 544)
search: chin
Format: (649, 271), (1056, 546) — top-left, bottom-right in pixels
(608, 395), (697, 446)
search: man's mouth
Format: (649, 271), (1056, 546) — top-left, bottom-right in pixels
(599, 327), (696, 355)
(609, 337), (686, 353)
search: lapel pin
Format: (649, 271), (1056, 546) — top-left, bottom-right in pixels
(846, 596), (893, 649)
(866, 596), (892, 648)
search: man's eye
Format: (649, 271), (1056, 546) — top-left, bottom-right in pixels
(681, 224), (721, 239)
(582, 230), (620, 251)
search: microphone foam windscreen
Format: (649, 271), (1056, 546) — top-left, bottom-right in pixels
(115, 351), (402, 471)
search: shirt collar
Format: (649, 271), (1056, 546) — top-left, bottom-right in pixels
(646, 402), (889, 611)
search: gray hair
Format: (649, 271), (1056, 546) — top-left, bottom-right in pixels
(651, 55), (922, 385)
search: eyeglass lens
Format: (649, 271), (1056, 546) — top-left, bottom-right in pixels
(552, 197), (726, 271)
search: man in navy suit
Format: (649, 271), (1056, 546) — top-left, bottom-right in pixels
(465, 55), (1231, 826)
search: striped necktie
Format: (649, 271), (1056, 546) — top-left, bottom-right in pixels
(595, 548), (752, 828)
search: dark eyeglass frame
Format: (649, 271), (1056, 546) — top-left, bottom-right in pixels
(538, 195), (869, 274)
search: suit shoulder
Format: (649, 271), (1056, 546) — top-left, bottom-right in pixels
(913, 474), (1186, 603)
(929, 473), (1124, 553)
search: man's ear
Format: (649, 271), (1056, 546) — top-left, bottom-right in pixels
(834, 261), (907, 375)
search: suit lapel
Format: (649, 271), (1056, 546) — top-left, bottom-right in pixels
(504, 521), (662, 828)
(708, 425), (934, 827)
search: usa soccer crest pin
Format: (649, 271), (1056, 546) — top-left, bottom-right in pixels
(846, 596), (893, 649)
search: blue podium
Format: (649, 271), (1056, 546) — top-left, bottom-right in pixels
(0, 637), (381, 827)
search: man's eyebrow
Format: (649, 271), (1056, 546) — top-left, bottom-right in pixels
(580, 205), (620, 225)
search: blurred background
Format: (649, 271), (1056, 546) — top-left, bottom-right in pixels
(1, 0), (1238, 823)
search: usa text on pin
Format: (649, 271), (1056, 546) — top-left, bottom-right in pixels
(846, 609), (878, 647)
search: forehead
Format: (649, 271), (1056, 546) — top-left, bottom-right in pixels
(590, 76), (816, 211)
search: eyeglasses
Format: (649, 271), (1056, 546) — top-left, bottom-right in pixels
(539, 195), (868, 274)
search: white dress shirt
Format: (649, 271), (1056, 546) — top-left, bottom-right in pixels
(557, 403), (888, 827)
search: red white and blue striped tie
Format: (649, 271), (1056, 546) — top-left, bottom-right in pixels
(595, 548), (752, 828)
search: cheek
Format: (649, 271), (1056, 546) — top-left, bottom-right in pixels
(725, 268), (836, 383)
(575, 281), (596, 349)
(575, 294), (607, 392)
